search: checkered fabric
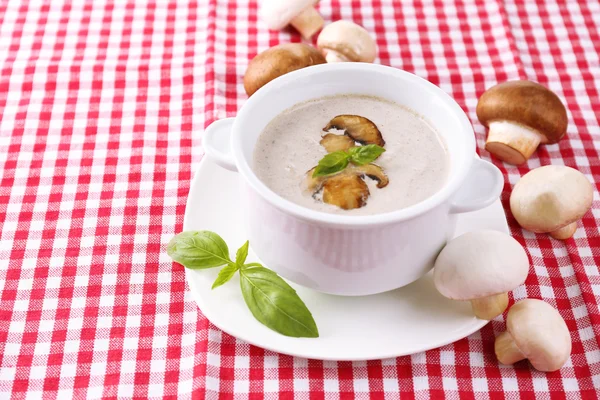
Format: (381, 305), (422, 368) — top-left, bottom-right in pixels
(0, 0), (599, 398)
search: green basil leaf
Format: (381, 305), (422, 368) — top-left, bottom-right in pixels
(167, 231), (231, 269)
(318, 150), (349, 167)
(235, 240), (249, 267)
(212, 263), (239, 289)
(313, 151), (349, 177)
(239, 266), (319, 338)
(349, 144), (386, 165)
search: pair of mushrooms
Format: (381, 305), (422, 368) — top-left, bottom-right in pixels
(244, 20), (377, 96)
(305, 115), (388, 210)
(477, 80), (568, 166)
(259, 0), (377, 54)
(479, 81), (593, 239)
(434, 230), (571, 372)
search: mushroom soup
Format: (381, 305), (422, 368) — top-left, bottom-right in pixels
(253, 95), (450, 215)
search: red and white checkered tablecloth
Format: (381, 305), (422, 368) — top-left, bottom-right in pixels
(1, 0), (599, 398)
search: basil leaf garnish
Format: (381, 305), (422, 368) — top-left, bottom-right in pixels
(167, 231), (230, 269)
(240, 266), (319, 338)
(235, 240), (249, 266)
(167, 232), (319, 338)
(212, 263), (239, 289)
(313, 151), (350, 177)
(348, 144), (386, 165)
(313, 144), (386, 177)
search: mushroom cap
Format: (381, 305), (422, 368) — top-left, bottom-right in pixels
(506, 299), (571, 372)
(305, 164), (388, 194)
(323, 114), (385, 146)
(260, 0), (317, 30)
(510, 165), (593, 233)
(316, 20), (377, 62)
(433, 230), (529, 301)
(320, 133), (356, 152)
(243, 43), (326, 96)
(476, 80), (568, 144)
(322, 173), (370, 210)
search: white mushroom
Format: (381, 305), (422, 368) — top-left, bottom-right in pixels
(510, 165), (593, 240)
(476, 80), (568, 165)
(495, 299), (571, 372)
(433, 230), (529, 320)
(260, 0), (324, 40)
(316, 20), (377, 63)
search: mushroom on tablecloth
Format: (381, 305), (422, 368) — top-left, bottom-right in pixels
(316, 20), (377, 63)
(495, 299), (571, 372)
(476, 80), (568, 165)
(260, 0), (324, 39)
(433, 230), (530, 320)
(510, 165), (593, 240)
(243, 43), (326, 96)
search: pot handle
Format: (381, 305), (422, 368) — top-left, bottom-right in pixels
(203, 118), (238, 172)
(450, 158), (503, 214)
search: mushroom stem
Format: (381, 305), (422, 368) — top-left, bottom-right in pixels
(485, 121), (542, 165)
(290, 6), (324, 39)
(324, 50), (349, 63)
(470, 292), (509, 320)
(549, 222), (577, 240)
(495, 331), (526, 365)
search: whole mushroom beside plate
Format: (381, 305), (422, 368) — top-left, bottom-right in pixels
(495, 299), (571, 372)
(433, 230), (530, 320)
(510, 165), (593, 240)
(477, 80), (568, 165)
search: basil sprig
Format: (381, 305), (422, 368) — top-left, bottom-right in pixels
(313, 144), (386, 177)
(167, 231), (319, 338)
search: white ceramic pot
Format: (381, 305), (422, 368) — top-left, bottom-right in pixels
(203, 63), (503, 296)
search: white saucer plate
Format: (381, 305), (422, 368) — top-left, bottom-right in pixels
(183, 158), (508, 360)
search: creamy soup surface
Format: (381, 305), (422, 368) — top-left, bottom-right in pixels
(253, 95), (450, 215)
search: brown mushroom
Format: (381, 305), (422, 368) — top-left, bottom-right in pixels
(305, 166), (323, 192)
(353, 164), (389, 188)
(320, 133), (356, 153)
(244, 43), (326, 96)
(476, 80), (568, 165)
(323, 115), (385, 146)
(509, 165), (593, 240)
(304, 164), (388, 209)
(322, 174), (369, 210)
(260, 0), (324, 39)
(316, 20), (377, 63)
(305, 163), (388, 191)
